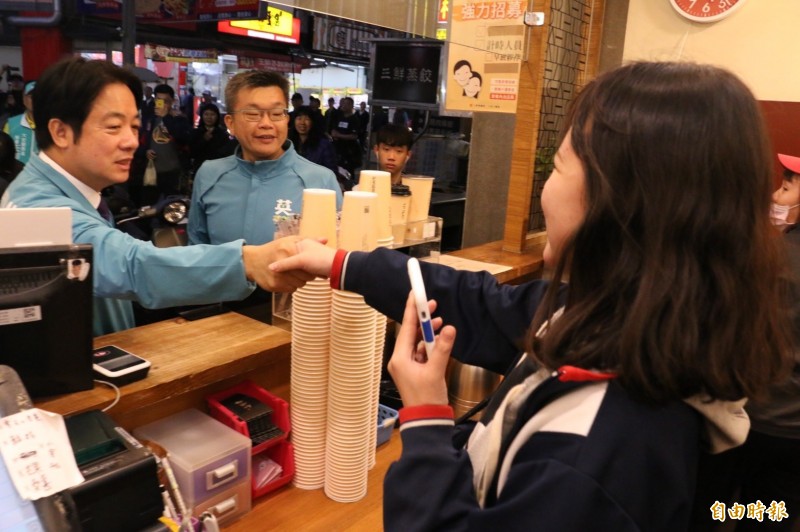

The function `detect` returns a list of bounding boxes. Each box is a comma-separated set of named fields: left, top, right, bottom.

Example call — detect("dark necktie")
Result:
left=97, top=197, right=113, bottom=224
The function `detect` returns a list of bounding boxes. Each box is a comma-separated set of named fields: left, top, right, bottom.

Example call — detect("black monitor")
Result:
left=370, top=39, right=444, bottom=111
left=0, top=244, right=94, bottom=398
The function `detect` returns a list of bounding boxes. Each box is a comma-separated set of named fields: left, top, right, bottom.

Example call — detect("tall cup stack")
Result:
left=324, top=190, right=379, bottom=502
left=343, top=180, right=393, bottom=468
left=290, top=189, right=338, bottom=489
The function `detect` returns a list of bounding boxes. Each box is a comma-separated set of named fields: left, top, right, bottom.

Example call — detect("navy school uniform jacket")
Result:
left=337, top=247, right=747, bottom=532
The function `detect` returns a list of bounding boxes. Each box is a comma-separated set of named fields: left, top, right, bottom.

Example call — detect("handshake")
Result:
left=244, top=237, right=337, bottom=293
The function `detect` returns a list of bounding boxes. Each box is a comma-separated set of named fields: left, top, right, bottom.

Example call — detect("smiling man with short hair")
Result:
left=188, top=69, right=342, bottom=247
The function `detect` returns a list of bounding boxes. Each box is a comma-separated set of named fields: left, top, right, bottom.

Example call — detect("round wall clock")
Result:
left=669, top=0, right=746, bottom=23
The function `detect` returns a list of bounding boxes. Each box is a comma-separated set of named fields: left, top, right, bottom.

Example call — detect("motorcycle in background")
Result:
left=113, top=195, right=190, bottom=247
left=107, top=192, right=229, bottom=324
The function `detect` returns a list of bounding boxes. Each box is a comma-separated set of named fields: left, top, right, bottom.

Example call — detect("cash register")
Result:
left=0, top=365, right=164, bottom=532
left=65, top=410, right=164, bottom=531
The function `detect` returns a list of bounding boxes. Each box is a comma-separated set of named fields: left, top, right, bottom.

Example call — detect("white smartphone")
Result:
left=407, top=258, right=435, bottom=360
left=92, top=345, right=151, bottom=385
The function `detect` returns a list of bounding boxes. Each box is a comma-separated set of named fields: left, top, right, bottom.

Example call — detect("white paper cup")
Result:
left=339, top=191, right=378, bottom=252
left=300, top=188, right=338, bottom=248
left=402, top=176, right=434, bottom=222
left=358, top=170, right=392, bottom=241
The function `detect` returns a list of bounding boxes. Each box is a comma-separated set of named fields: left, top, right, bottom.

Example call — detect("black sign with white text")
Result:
left=371, top=40, right=443, bottom=110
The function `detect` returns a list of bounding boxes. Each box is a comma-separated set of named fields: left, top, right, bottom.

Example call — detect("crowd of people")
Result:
left=0, top=66, right=31, bottom=198
left=1, top=56, right=798, bottom=531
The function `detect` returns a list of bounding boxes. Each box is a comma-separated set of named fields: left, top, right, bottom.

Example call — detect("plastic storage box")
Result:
left=192, top=477, right=251, bottom=527
left=377, top=404, right=399, bottom=447
left=133, top=409, right=251, bottom=510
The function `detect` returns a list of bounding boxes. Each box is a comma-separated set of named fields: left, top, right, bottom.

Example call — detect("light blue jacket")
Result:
left=189, top=142, right=342, bottom=245
left=2, top=155, right=255, bottom=335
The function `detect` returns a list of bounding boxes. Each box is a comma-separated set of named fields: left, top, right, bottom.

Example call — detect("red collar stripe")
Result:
left=557, top=365, right=617, bottom=382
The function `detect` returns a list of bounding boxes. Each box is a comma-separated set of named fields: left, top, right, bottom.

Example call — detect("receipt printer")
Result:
left=65, top=410, right=163, bottom=532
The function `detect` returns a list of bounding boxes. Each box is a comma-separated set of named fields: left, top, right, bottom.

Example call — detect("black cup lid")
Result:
left=391, top=184, right=411, bottom=196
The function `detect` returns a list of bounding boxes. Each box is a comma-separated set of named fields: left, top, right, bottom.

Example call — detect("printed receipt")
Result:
left=0, top=408, right=84, bottom=500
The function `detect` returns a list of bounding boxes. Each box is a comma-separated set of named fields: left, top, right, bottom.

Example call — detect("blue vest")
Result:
left=3, top=113, right=38, bottom=164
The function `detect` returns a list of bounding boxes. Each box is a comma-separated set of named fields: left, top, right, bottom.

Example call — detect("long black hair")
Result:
left=288, top=105, right=326, bottom=153
left=528, top=62, right=792, bottom=404
left=197, top=103, right=222, bottom=129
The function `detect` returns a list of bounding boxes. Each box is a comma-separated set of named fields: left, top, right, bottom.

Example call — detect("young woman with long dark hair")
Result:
left=271, top=62, right=794, bottom=531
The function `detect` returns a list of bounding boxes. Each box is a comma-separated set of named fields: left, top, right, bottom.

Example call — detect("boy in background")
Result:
left=374, top=123, right=413, bottom=185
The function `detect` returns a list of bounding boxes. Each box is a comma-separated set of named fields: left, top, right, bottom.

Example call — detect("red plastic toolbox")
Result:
left=207, top=380, right=290, bottom=455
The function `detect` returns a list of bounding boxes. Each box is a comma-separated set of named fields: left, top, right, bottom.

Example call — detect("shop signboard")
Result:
left=231, top=5, right=294, bottom=36
left=238, top=55, right=303, bottom=74
left=445, top=0, right=525, bottom=114
left=217, top=5, right=300, bottom=44
left=76, top=0, right=194, bottom=21
left=144, top=44, right=218, bottom=63
left=197, top=0, right=260, bottom=20
left=0, top=0, right=52, bottom=11
left=218, top=18, right=301, bottom=44
left=370, top=39, right=442, bottom=112
left=312, top=17, right=400, bottom=61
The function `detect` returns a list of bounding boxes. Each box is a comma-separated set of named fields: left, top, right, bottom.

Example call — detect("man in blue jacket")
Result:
left=1, top=57, right=313, bottom=335
left=189, top=69, right=342, bottom=247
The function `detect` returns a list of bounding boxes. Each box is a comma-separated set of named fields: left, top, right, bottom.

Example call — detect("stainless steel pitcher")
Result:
left=446, top=359, right=502, bottom=420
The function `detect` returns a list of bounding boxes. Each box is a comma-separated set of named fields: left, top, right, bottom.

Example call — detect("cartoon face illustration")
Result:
left=453, top=61, right=473, bottom=88
left=464, top=74, right=482, bottom=98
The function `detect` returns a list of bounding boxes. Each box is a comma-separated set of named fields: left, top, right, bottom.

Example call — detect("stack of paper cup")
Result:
left=402, top=176, right=435, bottom=241
left=358, top=170, right=393, bottom=246
left=324, top=290, right=378, bottom=502
left=290, top=278, right=333, bottom=489
left=300, top=188, right=338, bottom=248
left=363, top=230, right=394, bottom=467
left=339, top=191, right=378, bottom=252
left=367, top=309, right=386, bottom=469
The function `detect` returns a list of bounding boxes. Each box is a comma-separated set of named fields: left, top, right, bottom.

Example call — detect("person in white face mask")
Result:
left=771, top=153, right=800, bottom=228
left=721, top=153, right=800, bottom=532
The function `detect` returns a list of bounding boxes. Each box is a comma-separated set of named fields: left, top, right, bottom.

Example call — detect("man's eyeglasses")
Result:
left=231, top=108, right=289, bottom=122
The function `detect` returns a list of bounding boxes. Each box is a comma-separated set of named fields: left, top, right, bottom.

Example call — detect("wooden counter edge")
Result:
left=448, top=239, right=545, bottom=284
left=35, top=312, right=292, bottom=421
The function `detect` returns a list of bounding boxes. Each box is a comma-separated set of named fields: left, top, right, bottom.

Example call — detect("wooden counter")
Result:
left=448, top=239, right=545, bottom=285
left=32, top=241, right=543, bottom=530
left=227, top=434, right=401, bottom=531
left=36, top=312, right=292, bottom=430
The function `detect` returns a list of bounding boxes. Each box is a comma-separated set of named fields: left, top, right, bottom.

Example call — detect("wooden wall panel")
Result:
left=502, top=0, right=552, bottom=253
left=501, top=0, right=606, bottom=253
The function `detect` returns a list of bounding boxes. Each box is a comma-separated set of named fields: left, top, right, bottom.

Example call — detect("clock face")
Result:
left=669, top=0, right=746, bottom=23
